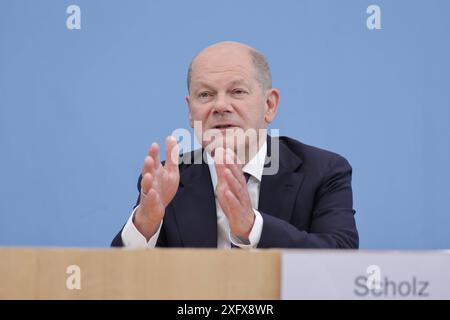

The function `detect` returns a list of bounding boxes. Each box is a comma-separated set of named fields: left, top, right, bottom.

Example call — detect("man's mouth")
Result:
left=214, top=124, right=236, bottom=129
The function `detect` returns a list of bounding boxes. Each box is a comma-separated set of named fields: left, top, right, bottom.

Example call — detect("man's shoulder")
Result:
left=277, top=136, right=351, bottom=171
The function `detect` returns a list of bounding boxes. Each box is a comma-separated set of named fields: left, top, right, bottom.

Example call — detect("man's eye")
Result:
left=199, top=92, right=211, bottom=99
left=232, top=89, right=247, bottom=95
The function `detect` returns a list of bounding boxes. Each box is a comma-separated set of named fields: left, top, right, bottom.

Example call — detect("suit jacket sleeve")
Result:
left=258, top=155, right=358, bottom=249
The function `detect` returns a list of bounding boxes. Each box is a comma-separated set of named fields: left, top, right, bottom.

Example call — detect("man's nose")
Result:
left=212, top=93, right=232, bottom=115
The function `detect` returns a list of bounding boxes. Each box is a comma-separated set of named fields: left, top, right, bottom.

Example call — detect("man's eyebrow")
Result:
left=190, top=81, right=215, bottom=91
left=190, top=79, right=251, bottom=92
left=228, top=79, right=251, bottom=87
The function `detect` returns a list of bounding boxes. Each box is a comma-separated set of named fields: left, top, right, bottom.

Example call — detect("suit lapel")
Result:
left=259, top=137, right=304, bottom=222
left=170, top=150, right=218, bottom=247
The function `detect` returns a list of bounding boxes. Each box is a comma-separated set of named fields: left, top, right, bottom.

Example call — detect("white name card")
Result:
left=281, top=250, right=450, bottom=299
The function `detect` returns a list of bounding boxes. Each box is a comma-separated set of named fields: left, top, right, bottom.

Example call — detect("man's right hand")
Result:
left=133, top=136, right=179, bottom=241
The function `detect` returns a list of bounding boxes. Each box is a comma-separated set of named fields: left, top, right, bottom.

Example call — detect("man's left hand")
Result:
left=214, top=147, right=255, bottom=241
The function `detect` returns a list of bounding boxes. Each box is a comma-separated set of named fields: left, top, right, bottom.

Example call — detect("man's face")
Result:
left=186, top=44, right=278, bottom=159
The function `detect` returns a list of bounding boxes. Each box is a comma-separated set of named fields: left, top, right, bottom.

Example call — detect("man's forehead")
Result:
left=187, top=41, right=267, bottom=92
left=192, top=43, right=253, bottom=70
left=192, top=63, right=252, bottom=77
left=193, top=55, right=252, bottom=72
left=190, top=56, right=255, bottom=87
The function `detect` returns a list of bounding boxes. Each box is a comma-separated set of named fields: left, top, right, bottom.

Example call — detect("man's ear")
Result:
left=264, top=88, right=280, bottom=124
left=186, top=95, right=194, bottom=128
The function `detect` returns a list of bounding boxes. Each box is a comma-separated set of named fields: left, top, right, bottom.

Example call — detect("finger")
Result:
left=225, top=148, right=244, bottom=168
left=164, top=136, right=179, bottom=171
left=218, top=189, right=242, bottom=220
left=140, top=172, right=153, bottom=196
left=223, top=168, right=245, bottom=204
left=149, top=143, right=162, bottom=169
left=215, top=184, right=231, bottom=216
left=214, top=147, right=226, bottom=166
left=224, top=151, right=247, bottom=186
left=141, top=156, right=155, bottom=176
left=214, top=147, right=227, bottom=182
left=215, top=164, right=232, bottom=194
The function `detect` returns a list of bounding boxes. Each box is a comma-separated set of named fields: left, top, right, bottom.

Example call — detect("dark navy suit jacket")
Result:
left=111, top=136, right=359, bottom=248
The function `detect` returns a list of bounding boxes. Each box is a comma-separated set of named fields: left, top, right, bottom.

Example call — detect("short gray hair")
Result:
left=187, top=48, right=272, bottom=92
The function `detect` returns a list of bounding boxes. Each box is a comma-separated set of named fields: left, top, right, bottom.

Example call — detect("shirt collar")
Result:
left=206, top=141, right=267, bottom=190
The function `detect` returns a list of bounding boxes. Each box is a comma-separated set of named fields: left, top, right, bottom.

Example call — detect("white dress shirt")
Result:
left=121, top=142, right=267, bottom=249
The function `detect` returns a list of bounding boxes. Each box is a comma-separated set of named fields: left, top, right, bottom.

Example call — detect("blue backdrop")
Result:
left=1, top=0, right=449, bottom=249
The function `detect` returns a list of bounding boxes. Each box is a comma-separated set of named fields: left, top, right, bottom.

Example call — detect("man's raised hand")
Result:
left=214, top=147, right=255, bottom=241
left=134, top=136, right=179, bottom=240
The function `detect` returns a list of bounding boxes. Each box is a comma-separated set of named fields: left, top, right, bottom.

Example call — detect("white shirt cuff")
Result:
left=121, top=206, right=162, bottom=248
left=230, top=208, right=263, bottom=249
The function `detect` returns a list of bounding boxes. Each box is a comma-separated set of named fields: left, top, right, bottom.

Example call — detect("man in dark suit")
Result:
left=111, top=41, right=358, bottom=249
